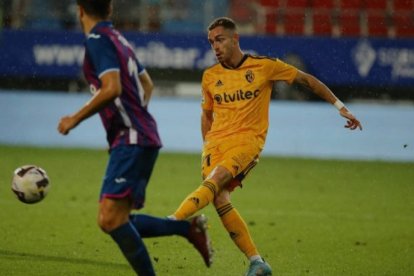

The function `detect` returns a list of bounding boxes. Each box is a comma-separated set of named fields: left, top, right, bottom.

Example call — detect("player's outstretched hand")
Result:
left=339, top=108, right=362, bottom=131
left=58, top=115, right=78, bottom=135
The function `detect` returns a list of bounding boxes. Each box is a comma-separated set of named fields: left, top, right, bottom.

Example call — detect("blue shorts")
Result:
left=100, top=145, right=159, bottom=209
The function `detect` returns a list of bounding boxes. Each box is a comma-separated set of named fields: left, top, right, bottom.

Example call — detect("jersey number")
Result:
left=127, top=57, right=146, bottom=107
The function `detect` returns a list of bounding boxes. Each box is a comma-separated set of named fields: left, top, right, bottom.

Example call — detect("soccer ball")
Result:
left=11, top=165, right=50, bottom=204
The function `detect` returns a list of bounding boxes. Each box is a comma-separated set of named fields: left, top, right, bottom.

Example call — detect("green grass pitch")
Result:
left=0, top=145, right=413, bottom=275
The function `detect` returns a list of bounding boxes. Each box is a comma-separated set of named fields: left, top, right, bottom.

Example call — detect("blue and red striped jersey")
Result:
left=82, top=21, right=161, bottom=149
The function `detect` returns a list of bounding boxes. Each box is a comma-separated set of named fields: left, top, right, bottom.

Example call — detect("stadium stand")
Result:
left=392, top=0, right=414, bottom=37
left=337, top=0, right=363, bottom=37
left=311, top=0, right=336, bottom=36
left=260, top=0, right=281, bottom=34
left=257, top=0, right=414, bottom=38
left=1, top=0, right=413, bottom=38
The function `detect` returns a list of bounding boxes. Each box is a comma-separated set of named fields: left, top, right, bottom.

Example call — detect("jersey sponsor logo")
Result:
left=214, top=89, right=259, bottom=104
left=245, top=70, right=255, bottom=83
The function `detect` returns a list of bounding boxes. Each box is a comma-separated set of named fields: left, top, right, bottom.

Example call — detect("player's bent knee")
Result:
left=98, top=212, right=128, bottom=233
left=214, top=190, right=231, bottom=207
left=207, top=166, right=233, bottom=190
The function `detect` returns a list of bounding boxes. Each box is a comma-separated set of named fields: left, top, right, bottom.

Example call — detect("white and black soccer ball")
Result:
left=11, top=165, right=50, bottom=204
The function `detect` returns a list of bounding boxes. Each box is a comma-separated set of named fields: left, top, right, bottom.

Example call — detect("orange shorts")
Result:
left=201, top=135, right=261, bottom=191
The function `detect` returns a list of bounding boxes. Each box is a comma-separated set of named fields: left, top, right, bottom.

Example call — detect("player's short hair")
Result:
left=208, top=17, right=237, bottom=31
left=77, top=0, right=112, bottom=19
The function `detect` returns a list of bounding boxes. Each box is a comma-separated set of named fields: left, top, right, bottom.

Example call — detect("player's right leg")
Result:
left=171, top=165, right=232, bottom=220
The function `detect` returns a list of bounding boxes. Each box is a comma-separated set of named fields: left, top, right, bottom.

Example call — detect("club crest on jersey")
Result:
left=245, top=70, right=255, bottom=83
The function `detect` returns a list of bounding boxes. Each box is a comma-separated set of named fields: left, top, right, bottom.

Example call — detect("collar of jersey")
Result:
left=221, top=54, right=249, bottom=70
left=90, top=21, right=113, bottom=33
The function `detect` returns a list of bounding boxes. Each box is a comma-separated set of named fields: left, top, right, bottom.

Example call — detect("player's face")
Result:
left=208, top=26, right=237, bottom=64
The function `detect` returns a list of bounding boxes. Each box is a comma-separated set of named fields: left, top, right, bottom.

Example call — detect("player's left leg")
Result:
left=214, top=191, right=272, bottom=275
left=99, top=197, right=155, bottom=276
left=129, top=214, right=213, bottom=267
left=99, top=145, right=159, bottom=275
left=214, top=190, right=258, bottom=257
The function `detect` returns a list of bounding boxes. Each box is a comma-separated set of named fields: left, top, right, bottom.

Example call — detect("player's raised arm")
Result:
left=293, top=70, right=362, bottom=131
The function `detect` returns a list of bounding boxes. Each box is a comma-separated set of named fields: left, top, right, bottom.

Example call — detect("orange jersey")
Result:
left=201, top=54, right=298, bottom=148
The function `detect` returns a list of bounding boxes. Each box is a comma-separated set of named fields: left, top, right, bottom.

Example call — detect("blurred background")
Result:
left=0, top=0, right=413, bottom=161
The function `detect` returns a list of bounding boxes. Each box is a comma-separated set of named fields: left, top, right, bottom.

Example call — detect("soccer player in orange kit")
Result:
left=169, top=17, right=362, bottom=276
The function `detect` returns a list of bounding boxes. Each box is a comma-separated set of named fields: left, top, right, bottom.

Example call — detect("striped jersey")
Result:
left=201, top=54, right=298, bottom=148
left=83, top=21, right=161, bottom=149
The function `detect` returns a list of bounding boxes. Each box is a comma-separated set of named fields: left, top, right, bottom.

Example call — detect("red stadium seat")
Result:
left=264, top=10, right=278, bottom=33
left=338, top=12, right=361, bottom=37
left=365, top=0, right=388, bottom=10
left=283, top=12, right=306, bottom=35
left=393, top=0, right=414, bottom=11
left=260, top=0, right=280, bottom=7
left=393, top=13, right=414, bottom=37
left=313, top=11, right=334, bottom=36
left=310, top=0, right=335, bottom=36
left=285, top=0, right=309, bottom=8
left=339, top=0, right=362, bottom=10
left=337, top=0, right=362, bottom=37
left=260, top=0, right=283, bottom=34
left=366, top=11, right=389, bottom=37
left=310, top=0, right=335, bottom=9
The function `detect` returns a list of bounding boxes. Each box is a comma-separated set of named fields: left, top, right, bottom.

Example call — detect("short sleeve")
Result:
left=85, top=34, right=120, bottom=78
left=201, top=73, right=213, bottom=110
left=268, top=58, right=298, bottom=84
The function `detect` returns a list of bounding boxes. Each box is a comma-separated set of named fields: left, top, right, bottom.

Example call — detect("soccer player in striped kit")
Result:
left=57, top=1, right=212, bottom=275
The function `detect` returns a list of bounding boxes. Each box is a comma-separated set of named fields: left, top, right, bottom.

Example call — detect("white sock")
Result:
left=249, top=255, right=263, bottom=263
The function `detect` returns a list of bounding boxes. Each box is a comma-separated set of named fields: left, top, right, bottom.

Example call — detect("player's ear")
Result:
left=233, top=32, right=240, bottom=45
left=108, top=3, right=113, bottom=18
left=77, top=5, right=84, bottom=18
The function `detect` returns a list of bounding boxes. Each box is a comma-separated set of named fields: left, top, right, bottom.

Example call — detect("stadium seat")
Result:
left=285, top=0, right=309, bottom=8
left=337, top=0, right=362, bottom=37
left=264, top=10, right=278, bottom=33
left=260, top=0, right=280, bottom=7
left=260, top=0, right=282, bottom=34
left=366, top=11, right=389, bottom=37
left=310, top=0, right=336, bottom=36
left=338, top=12, right=361, bottom=37
left=339, top=0, right=362, bottom=10
left=312, top=11, right=334, bottom=36
left=393, top=13, right=414, bottom=37
left=279, top=0, right=309, bottom=35
left=364, top=0, right=388, bottom=10
left=310, top=0, right=335, bottom=9
left=283, top=12, right=306, bottom=35
left=393, top=0, right=414, bottom=11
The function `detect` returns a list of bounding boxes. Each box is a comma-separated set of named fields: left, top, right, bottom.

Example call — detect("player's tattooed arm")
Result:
left=293, top=70, right=362, bottom=130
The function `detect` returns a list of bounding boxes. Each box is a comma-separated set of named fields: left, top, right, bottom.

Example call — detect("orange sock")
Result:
left=216, top=203, right=259, bottom=258
left=173, top=180, right=218, bottom=220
